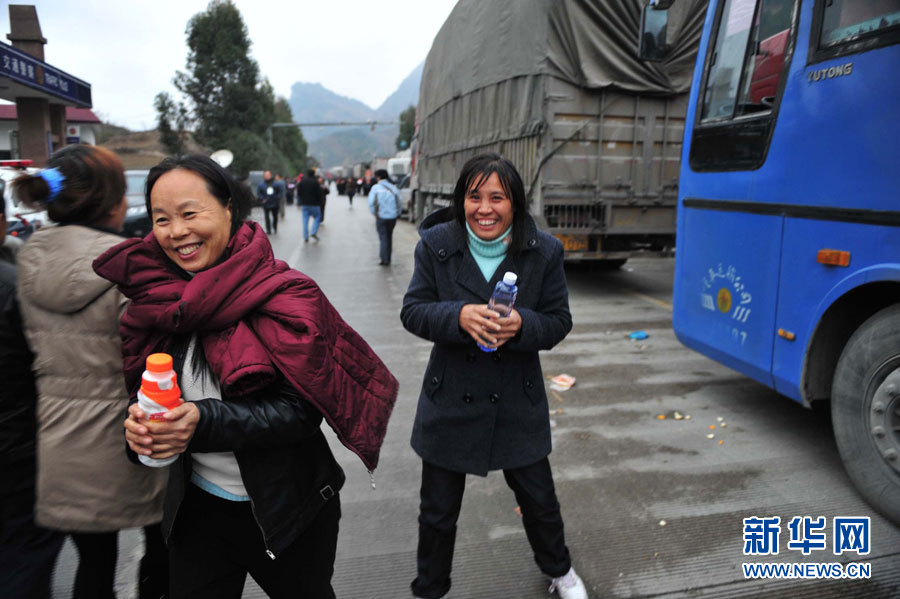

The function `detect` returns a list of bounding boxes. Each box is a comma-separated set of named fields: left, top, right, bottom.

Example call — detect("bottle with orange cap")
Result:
left=137, top=353, right=183, bottom=467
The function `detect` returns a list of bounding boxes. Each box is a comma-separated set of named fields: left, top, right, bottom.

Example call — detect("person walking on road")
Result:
left=256, top=170, right=282, bottom=235
left=318, top=176, right=330, bottom=224
left=345, top=176, right=357, bottom=208
left=14, top=145, right=169, bottom=599
left=0, top=198, right=64, bottom=599
left=368, top=169, right=402, bottom=266
left=400, top=153, right=587, bottom=599
left=93, top=154, right=399, bottom=599
left=297, top=169, right=322, bottom=242
left=275, top=174, right=287, bottom=220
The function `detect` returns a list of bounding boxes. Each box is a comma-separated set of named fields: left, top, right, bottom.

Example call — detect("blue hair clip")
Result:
left=40, top=168, right=65, bottom=203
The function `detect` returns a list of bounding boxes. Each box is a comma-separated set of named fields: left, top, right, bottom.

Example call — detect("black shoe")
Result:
left=311, top=234, right=319, bottom=241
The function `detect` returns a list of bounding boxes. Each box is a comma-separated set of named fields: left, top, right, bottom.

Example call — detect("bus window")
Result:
left=701, top=0, right=794, bottom=121
left=691, top=0, right=797, bottom=171
left=821, top=0, right=900, bottom=46
left=742, top=0, right=793, bottom=107
left=700, top=0, right=756, bottom=122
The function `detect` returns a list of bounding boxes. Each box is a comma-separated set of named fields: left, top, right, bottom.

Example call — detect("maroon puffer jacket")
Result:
left=93, top=221, right=398, bottom=471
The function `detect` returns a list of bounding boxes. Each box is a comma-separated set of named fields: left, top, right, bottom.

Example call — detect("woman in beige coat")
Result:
left=15, top=145, right=168, bottom=599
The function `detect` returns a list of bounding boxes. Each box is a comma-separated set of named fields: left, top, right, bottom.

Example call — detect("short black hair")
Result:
left=145, top=154, right=252, bottom=238
left=375, top=169, right=390, bottom=181
left=451, top=153, right=527, bottom=256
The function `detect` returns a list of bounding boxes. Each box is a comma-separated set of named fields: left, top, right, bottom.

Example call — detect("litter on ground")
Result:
left=628, top=330, right=649, bottom=340
left=550, top=374, right=576, bottom=391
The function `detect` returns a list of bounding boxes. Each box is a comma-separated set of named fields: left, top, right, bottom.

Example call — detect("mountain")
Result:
left=287, top=82, right=374, bottom=142
left=288, top=62, right=423, bottom=167
left=375, top=61, right=423, bottom=120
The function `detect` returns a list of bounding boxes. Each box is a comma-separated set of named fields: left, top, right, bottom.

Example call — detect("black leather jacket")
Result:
left=129, top=355, right=345, bottom=558
left=0, top=259, right=39, bottom=468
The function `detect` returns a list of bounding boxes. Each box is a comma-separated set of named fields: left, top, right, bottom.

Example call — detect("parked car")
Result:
left=122, top=169, right=151, bottom=237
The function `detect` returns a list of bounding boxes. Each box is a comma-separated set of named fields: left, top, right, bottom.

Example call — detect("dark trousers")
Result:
left=376, top=217, right=397, bottom=264
left=68, top=524, right=168, bottom=599
left=70, top=531, right=118, bottom=599
left=0, top=456, right=64, bottom=599
left=263, top=206, right=278, bottom=234
left=168, top=484, right=340, bottom=599
left=411, top=458, right=571, bottom=599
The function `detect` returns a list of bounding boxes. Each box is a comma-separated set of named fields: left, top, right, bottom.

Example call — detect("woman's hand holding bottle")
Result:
left=459, top=304, right=522, bottom=349
left=125, top=402, right=200, bottom=460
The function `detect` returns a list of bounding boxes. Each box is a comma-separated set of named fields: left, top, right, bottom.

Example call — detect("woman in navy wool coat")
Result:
left=401, top=153, right=588, bottom=599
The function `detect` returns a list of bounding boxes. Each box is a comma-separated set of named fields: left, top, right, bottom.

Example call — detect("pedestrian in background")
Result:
left=14, top=145, right=169, bottom=599
left=0, top=197, right=64, bottom=599
left=400, top=153, right=587, bottom=599
left=256, top=170, right=282, bottom=235
left=345, top=175, right=357, bottom=208
left=318, top=175, right=330, bottom=224
left=286, top=175, right=296, bottom=206
left=93, top=154, right=398, bottom=599
left=275, top=173, right=287, bottom=220
left=297, top=168, right=322, bottom=242
left=368, top=169, right=401, bottom=266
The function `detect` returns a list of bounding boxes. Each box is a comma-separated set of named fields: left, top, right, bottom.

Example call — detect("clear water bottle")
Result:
left=137, top=353, right=183, bottom=467
left=479, top=271, right=518, bottom=352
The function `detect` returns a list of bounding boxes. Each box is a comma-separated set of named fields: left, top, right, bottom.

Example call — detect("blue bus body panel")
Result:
left=673, top=0, right=900, bottom=402
left=774, top=220, right=900, bottom=401
left=673, top=209, right=782, bottom=388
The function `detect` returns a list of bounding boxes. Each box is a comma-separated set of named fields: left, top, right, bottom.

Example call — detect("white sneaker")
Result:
left=549, top=567, right=587, bottom=599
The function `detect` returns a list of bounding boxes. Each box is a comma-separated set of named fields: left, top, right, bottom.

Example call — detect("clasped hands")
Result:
left=124, top=402, right=200, bottom=460
left=459, top=303, right=522, bottom=349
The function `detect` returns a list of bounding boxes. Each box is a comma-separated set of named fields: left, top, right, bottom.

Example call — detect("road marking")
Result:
left=628, top=290, right=672, bottom=311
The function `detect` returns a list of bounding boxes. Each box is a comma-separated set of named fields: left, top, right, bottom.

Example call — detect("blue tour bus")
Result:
left=641, top=0, right=900, bottom=524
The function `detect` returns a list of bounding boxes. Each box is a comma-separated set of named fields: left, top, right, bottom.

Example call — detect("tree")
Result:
left=154, top=92, right=188, bottom=155
left=271, top=97, right=308, bottom=175
left=396, top=105, right=415, bottom=151
left=175, top=0, right=272, bottom=144
left=153, top=0, right=307, bottom=178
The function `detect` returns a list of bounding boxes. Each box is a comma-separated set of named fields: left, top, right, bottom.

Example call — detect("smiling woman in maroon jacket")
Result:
left=92, top=154, right=398, bottom=599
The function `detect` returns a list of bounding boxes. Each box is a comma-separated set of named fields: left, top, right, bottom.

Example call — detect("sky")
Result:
left=0, top=0, right=459, bottom=130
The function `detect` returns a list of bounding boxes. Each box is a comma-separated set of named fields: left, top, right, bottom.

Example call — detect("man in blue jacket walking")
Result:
left=368, top=169, right=402, bottom=265
left=256, top=170, right=282, bottom=235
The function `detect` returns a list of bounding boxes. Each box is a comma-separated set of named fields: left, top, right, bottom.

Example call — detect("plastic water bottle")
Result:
left=479, top=271, right=518, bottom=352
left=137, top=353, right=183, bottom=467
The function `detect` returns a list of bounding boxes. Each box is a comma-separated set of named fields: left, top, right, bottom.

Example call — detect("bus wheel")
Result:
left=832, top=304, right=900, bottom=525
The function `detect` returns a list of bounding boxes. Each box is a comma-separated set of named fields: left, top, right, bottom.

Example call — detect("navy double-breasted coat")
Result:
left=400, top=209, right=572, bottom=475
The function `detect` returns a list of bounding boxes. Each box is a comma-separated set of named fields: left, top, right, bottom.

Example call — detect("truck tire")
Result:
left=831, top=304, right=900, bottom=524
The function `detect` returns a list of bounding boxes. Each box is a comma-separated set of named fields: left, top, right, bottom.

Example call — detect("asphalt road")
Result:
left=51, top=191, right=900, bottom=598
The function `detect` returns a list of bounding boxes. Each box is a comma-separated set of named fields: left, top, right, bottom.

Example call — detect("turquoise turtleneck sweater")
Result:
left=466, top=223, right=511, bottom=282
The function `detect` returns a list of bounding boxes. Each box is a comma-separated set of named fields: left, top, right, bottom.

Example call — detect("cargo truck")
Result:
left=412, top=0, right=708, bottom=264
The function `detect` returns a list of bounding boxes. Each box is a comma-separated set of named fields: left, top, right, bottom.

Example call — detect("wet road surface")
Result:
left=51, top=192, right=899, bottom=598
